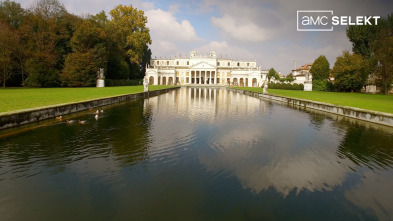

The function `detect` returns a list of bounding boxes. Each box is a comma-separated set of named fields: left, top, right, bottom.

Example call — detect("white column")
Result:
left=193, top=88, right=196, bottom=106
left=198, top=88, right=201, bottom=106
left=214, top=88, right=216, bottom=105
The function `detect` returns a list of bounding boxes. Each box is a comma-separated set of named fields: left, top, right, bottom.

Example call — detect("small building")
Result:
left=145, top=51, right=268, bottom=87
left=292, top=63, right=312, bottom=86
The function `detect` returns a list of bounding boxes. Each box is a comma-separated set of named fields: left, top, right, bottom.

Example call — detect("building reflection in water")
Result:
left=143, top=87, right=393, bottom=220
left=144, top=87, right=266, bottom=123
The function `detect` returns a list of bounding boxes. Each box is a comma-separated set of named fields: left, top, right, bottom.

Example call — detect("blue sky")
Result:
left=16, top=0, right=393, bottom=75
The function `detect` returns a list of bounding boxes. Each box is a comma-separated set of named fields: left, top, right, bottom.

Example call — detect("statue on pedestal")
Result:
left=97, top=68, right=104, bottom=79
left=143, top=75, right=149, bottom=92
left=96, top=68, right=105, bottom=87
left=263, top=79, right=268, bottom=94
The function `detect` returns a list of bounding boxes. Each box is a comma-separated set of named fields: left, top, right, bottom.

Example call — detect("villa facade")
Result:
left=146, top=51, right=268, bottom=87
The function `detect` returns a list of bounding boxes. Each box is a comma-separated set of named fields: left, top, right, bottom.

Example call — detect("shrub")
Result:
left=326, top=81, right=335, bottom=91
left=312, top=79, right=328, bottom=91
left=268, top=82, right=303, bottom=90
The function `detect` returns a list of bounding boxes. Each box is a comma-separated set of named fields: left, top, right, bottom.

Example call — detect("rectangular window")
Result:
left=187, top=61, right=189, bottom=65
left=217, top=62, right=220, bottom=66
left=228, top=62, right=230, bottom=66
left=217, top=78, right=220, bottom=84
left=167, top=61, right=169, bottom=65
left=157, top=61, right=159, bottom=65
left=186, top=77, right=189, bottom=83
left=186, top=72, right=189, bottom=76
left=176, top=61, right=179, bottom=65
left=247, top=63, right=249, bottom=67
left=237, top=62, right=240, bottom=67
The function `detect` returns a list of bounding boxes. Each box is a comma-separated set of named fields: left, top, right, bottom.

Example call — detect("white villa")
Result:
left=292, top=63, right=312, bottom=85
left=146, top=51, right=268, bottom=87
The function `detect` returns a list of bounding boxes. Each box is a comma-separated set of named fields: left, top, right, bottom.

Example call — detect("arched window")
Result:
left=237, top=62, right=240, bottom=67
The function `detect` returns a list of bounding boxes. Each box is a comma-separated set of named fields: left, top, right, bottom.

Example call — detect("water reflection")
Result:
left=1, top=87, right=393, bottom=220
left=337, top=126, right=393, bottom=170
left=144, top=87, right=266, bottom=123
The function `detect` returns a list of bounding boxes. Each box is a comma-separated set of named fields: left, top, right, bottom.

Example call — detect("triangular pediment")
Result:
left=191, top=61, right=216, bottom=69
left=146, top=68, right=158, bottom=73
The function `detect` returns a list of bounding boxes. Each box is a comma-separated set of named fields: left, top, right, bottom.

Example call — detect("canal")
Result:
left=1, top=87, right=393, bottom=220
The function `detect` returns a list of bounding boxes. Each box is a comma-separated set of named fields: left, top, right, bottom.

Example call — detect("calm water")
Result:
left=1, top=87, right=393, bottom=221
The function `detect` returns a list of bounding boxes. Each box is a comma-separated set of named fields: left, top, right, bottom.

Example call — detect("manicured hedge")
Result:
left=105, top=79, right=142, bottom=87
left=268, top=82, right=304, bottom=90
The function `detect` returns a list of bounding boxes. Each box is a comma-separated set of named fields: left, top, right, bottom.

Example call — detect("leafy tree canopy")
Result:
left=310, top=55, right=330, bottom=81
left=331, top=51, right=368, bottom=92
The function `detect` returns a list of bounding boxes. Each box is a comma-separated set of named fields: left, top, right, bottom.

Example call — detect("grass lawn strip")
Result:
left=233, top=87, right=393, bottom=114
left=0, top=85, right=174, bottom=114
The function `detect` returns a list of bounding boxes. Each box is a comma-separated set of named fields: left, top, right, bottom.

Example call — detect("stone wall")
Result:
left=228, top=88, right=393, bottom=128
left=0, top=87, right=180, bottom=130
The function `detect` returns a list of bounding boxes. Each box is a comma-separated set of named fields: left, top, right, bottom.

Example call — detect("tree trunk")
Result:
left=383, top=82, right=388, bottom=94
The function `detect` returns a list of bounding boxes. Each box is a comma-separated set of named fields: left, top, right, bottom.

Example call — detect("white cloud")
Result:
left=146, top=8, right=201, bottom=57
left=17, top=0, right=155, bottom=16
left=146, top=9, right=200, bottom=42
left=211, top=16, right=269, bottom=42
left=168, top=4, right=180, bottom=15
left=196, top=41, right=255, bottom=60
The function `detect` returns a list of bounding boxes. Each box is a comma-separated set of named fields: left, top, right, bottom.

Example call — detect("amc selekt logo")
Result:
left=297, top=10, right=380, bottom=31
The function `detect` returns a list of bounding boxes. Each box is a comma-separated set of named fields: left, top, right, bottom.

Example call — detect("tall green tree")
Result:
left=0, top=21, right=19, bottom=87
left=347, top=13, right=393, bottom=94
left=371, top=29, right=393, bottom=94
left=0, top=0, right=25, bottom=29
left=21, top=0, right=78, bottom=87
left=331, top=51, right=368, bottom=92
left=60, top=51, right=98, bottom=87
left=310, top=55, right=330, bottom=80
left=346, top=25, right=380, bottom=58
left=109, top=4, right=151, bottom=65
left=267, top=68, right=279, bottom=82
left=310, top=55, right=330, bottom=91
left=60, top=20, right=107, bottom=86
left=89, top=10, right=108, bottom=29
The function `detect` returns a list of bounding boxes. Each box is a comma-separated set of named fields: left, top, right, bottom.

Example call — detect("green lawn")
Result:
left=0, top=85, right=175, bottom=113
left=234, top=87, right=393, bottom=114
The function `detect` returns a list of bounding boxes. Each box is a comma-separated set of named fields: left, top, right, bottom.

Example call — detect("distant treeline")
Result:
left=0, top=0, right=152, bottom=87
